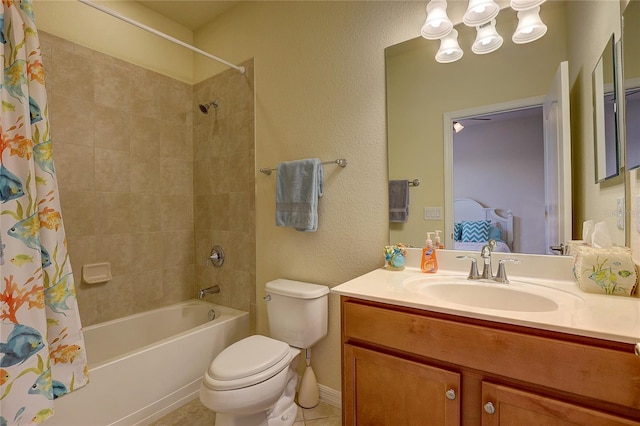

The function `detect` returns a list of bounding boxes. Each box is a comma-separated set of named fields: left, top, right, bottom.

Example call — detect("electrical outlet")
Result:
left=424, top=207, right=443, bottom=220
left=617, top=197, right=625, bottom=230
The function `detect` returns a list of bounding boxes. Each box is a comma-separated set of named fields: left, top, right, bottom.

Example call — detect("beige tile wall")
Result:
left=40, top=31, right=255, bottom=327
left=193, top=61, right=256, bottom=332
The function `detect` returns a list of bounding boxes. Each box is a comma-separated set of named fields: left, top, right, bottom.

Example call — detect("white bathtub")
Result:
left=50, top=300, right=249, bottom=426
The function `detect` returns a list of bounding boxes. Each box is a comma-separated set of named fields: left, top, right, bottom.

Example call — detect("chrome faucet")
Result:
left=480, top=239, right=497, bottom=279
left=494, top=258, right=521, bottom=284
left=456, top=255, right=480, bottom=280
left=458, top=240, right=521, bottom=283
left=198, top=285, right=220, bottom=299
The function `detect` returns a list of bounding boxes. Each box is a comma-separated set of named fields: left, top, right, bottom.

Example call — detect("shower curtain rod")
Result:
left=76, top=0, right=246, bottom=74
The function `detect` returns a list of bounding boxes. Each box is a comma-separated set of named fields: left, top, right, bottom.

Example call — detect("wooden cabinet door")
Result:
left=343, top=344, right=461, bottom=426
left=482, top=382, right=640, bottom=426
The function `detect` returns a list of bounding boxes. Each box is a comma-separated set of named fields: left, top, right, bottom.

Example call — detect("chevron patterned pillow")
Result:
left=461, top=220, right=491, bottom=242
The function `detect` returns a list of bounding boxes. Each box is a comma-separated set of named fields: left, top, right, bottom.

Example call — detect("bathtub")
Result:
left=49, top=300, right=249, bottom=426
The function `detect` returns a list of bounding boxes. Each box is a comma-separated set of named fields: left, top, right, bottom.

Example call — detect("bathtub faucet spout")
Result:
left=198, top=285, right=220, bottom=299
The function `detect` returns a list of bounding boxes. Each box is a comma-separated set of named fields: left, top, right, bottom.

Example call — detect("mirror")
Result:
left=624, top=1, right=640, bottom=170
left=387, top=1, right=626, bottom=253
left=592, top=34, right=620, bottom=182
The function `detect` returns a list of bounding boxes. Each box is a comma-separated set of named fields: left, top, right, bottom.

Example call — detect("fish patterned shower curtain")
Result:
left=0, top=1, right=89, bottom=424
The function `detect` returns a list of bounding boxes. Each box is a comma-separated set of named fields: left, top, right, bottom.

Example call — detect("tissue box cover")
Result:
left=573, top=246, right=638, bottom=296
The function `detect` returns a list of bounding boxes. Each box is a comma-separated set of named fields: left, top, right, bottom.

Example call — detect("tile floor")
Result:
left=149, top=398, right=341, bottom=426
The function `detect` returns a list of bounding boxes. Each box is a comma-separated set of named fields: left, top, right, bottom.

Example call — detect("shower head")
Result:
left=198, top=100, right=219, bottom=114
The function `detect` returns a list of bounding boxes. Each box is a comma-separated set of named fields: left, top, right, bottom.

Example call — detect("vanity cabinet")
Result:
left=341, top=297, right=640, bottom=425
left=343, top=344, right=460, bottom=425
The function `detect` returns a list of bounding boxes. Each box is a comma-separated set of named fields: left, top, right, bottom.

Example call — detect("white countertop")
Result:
left=332, top=249, right=640, bottom=345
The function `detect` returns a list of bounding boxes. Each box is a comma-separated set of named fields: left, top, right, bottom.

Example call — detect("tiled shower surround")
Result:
left=39, top=31, right=256, bottom=328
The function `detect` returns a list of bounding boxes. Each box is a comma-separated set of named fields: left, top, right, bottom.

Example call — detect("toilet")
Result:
left=199, top=279, right=330, bottom=426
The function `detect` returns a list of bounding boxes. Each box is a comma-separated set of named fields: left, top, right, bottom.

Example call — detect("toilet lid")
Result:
left=209, top=335, right=290, bottom=381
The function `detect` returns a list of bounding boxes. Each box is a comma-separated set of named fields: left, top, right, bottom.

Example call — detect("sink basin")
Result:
left=403, top=276, right=580, bottom=313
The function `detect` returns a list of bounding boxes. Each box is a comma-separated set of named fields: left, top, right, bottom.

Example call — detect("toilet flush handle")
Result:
left=264, top=294, right=271, bottom=301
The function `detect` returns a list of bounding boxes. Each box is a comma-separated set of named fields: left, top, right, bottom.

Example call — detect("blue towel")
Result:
left=276, top=158, right=323, bottom=232
left=389, top=180, right=409, bottom=223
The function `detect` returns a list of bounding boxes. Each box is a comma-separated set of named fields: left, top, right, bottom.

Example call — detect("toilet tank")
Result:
left=265, top=279, right=330, bottom=349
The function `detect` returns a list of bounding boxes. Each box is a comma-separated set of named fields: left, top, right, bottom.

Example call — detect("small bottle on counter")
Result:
left=434, top=230, right=444, bottom=249
left=421, top=232, right=438, bottom=273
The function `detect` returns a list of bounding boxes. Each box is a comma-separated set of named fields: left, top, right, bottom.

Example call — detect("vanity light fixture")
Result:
left=463, top=0, right=500, bottom=27
left=453, top=121, right=465, bottom=133
left=436, top=29, right=463, bottom=63
left=424, top=0, right=548, bottom=63
left=421, top=0, right=453, bottom=40
left=512, top=6, right=547, bottom=44
left=472, top=20, right=503, bottom=54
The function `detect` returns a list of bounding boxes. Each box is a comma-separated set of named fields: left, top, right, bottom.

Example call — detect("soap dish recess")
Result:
left=82, top=262, right=112, bottom=284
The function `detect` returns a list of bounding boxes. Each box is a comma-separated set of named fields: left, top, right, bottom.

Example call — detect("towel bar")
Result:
left=260, top=158, right=348, bottom=175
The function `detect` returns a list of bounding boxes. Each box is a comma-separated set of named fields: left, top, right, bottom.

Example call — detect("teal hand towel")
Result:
left=276, top=158, right=323, bottom=232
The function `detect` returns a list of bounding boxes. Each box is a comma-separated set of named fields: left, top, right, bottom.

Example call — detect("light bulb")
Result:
left=436, top=29, right=463, bottom=63
left=463, top=0, right=499, bottom=27
left=421, top=0, right=453, bottom=40
left=513, top=6, right=547, bottom=44
left=472, top=20, right=503, bottom=54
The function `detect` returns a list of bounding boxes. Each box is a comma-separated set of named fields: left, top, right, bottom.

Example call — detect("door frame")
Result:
left=443, top=96, right=545, bottom=249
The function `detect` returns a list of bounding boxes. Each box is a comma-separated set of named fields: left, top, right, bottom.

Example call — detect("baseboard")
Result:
left=318, top=383, right=342, bottom=409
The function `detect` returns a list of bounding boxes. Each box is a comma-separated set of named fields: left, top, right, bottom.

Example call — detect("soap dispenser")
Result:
left=421, top=232, right=438, bottom=273
left=434, top=230, right=444, bottom=249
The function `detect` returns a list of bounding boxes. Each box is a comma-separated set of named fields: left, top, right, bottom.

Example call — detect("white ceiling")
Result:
left=137, top=1, right=237, bottom=31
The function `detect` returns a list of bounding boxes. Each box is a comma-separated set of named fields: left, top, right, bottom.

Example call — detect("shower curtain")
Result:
left=0, top=1, right=89, bottom=424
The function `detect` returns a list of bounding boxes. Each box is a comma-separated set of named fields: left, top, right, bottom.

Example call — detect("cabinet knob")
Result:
left=484, top=402, right=496, bottom=414
left=445, top=389, right=456, bottom=400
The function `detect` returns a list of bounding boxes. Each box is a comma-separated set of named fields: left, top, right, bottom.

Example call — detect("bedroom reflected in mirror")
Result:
left=624, top=1, right=640, bottom=170
left=451, top=106, right=547, bottom=255
left=592, top=34, right=620, bottom=182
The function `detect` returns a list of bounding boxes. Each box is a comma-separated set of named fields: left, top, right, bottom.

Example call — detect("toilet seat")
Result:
left=203, top=335, right=293, bottom=391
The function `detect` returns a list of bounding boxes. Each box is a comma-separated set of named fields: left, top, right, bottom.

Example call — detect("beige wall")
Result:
left=34, top=0, right=194, bottom=82
left=192, top=1, right=428, bottom=392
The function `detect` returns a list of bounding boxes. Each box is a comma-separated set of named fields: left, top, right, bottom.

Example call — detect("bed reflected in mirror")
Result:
left=453, top=198, right=514, bottom=253
left=450, top=106, right=548, bottom=254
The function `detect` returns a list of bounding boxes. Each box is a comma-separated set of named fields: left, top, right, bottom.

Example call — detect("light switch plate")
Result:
left=617, top=197, right=625, bottom=230
left=424, top=207, right=443, bottom=221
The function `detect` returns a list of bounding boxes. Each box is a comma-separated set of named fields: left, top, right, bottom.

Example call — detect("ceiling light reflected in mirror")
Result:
left=472, top=20, right=503, bottom=54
